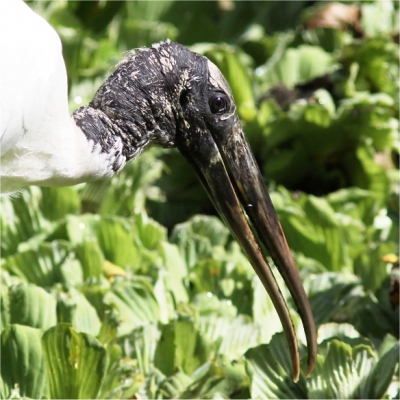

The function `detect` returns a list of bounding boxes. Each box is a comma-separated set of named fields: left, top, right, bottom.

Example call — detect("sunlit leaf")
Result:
left=42, top=323, right=108, bottom=399
left=154, top=314, right=212, bottom=377
left=245, top=334, right=307, bottom=399
left=259, top=45, right=334, bottom=88
left=9, top=284, right=57, bottom=330
left=1, top=325, right=49, bottom=399
left=104, top=278, right=160, bottom=336
left=57, top=287, right=101, bottom=337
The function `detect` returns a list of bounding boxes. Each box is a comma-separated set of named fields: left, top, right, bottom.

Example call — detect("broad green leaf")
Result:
left=361, top=1, right=398, bottom=36
left=171, top=215, right=228, bottom=268
left=343, top=144, right=390, bottom=207
left=1, top=324, right=49, bottom=399
left=57, top=287, right=101, bottom=337
left=252, top=276, right=287, bottom=344
left=128, top=323, right=160, bottom=376
left=321, top=340, right=375, bottom=399
left=368, top=342, right=399, bottom=399
left=99, top=351, right=143, bottom=400
left=341, top=37, right=399, bottom=96
left=302, top=272, right=362, bottom=326
left=154, top=315, right=212, bottom=376
left=4, top=240, right=72, bottom=287
left=193, top=293, right=250, bottom=362
left=159, top=242, right=189, bottom=304
left=42, top=323, right=108, bottom=399
left=354, top=241, right=397, bottom=292
left=39, top=186, right=80, bottom=221
left=75, top=238, right=104, bottom=282
left=245, top=334, right=306, bottom=399
left=0, top=282, right=10, bottom=331
left=97, top=308, right=119, bottom=346
left=120, top=19, right=178, bottom=51
left=135, top=211, right=166, bottom=250
left=97, top=216, right=140, bottom=270
left=351, top=290, right=399, bottom=343
left=272, top=191, right=350, bottom=271
left=65, top=214, right=100, bottom=245
left=182, top=356, right=249, bottom=399
left=317, top=323, right=361, bottom=344
left=9, top=284, right=57, bottom=330
left=154, top=268, right=175, bottom=323
left=259, top=45, right=334, bottom=88
left=0, top=187, right=56, bottom=257
left=158, top=369, right=193, bottom=399
left=92, top=149, right=164, bottom=216
left=137, top=367, right=167, bottom=400
left=104, top=278, right=160, bottom=336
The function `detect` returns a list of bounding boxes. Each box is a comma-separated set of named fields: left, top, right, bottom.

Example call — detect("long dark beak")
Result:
left=178, top=119, right=317, bottom=382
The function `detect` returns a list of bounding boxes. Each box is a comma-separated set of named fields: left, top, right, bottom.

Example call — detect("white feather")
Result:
left=0, top=0, right=115, bottom=194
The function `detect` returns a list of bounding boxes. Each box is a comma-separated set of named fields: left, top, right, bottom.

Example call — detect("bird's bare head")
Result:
left=77, top=41, right=317, bottom=380
left=88, top=42, right=239, bottom=157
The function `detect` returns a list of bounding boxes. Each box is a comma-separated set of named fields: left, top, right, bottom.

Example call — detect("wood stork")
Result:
left=0, top=0, right=316, bottom=381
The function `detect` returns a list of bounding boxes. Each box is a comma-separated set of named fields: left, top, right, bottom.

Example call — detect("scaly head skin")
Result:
left=73, top=41, right=317, bottom=380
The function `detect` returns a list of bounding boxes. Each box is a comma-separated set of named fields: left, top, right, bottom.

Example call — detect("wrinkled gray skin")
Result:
left=73, top=41, right=317, bottom=381
left=73, top=42, right=210, bottom=169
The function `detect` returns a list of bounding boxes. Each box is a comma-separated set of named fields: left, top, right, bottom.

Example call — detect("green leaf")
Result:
left=9, top=284, right=57, bottom=330
left=343, top=144, right=390, bottom=206
left=4, top=240, right=73, bottom=287
left=86, top=149, right=164, bottom=216
left=0, top=282, right=10, bottom=332
left=302, top=272, right=362, bottom=326
left=361, top=1, right=398, bottom=36
left=104, top=278, right=160, bottom=336
left=154, top=314, right=211, bottom=377
left=159, top=242, right=189, bottom=304
left=199, top=311, right=260, bottom=360
left=57, top=287, right=101, bottom=337
left=0, top=187, right=56, bottom=257
left=171, top=215, right=229, bottom=268
left=321, top=340, right=375, bottom=399
left=1, top=324, right=49, bottom=399
left=135, top=211, right=167, bottom=250
left=39, top=187, right=80, bottom=221
left=317, top=323, right=361, bottom=344
left=75, top=239, right=104, bottom=282
left=252, top=276, right=288, bottom=344
left=259, top=45, right=334, bottom=88
left=182, top=356, right=249, bottom=399
left=128, top=323, right=160, bottom=376
left=158, top=369, right=193, bottom=399
left=272, top=191, right=351, bottom=271
left=369, top=342, right=399, bottom=399
left=65, top=214, right=100, bottom=245
left=245, top=334, right=306, bottom=399
left=97, top=216, right=140, bottom=270
left=42, top=323, right=108, bottom=399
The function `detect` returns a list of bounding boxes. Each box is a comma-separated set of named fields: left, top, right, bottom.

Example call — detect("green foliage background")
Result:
left=1, top=1, right=399, bottom=399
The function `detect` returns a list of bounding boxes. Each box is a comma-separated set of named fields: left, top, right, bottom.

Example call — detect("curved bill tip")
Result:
left=176, top=92, right=317, bottom=380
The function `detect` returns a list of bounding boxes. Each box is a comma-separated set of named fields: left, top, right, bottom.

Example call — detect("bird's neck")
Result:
left=72, top=106, right=135, bottom=174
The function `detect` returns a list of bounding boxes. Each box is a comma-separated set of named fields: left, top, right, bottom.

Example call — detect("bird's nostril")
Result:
left=179, top=90, right=189, bottom=110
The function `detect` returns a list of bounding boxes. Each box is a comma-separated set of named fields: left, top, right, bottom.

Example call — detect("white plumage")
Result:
left=0, top=0, right=114, bottom=194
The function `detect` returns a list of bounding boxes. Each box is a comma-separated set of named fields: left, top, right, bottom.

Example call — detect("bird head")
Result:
left=80, top=41, right=317, bottom=381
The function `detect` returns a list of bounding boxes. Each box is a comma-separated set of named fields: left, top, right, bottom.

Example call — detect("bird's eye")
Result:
left=180, top=90, right=189, bottom=110
left=209, top=95, right=228, bottom=114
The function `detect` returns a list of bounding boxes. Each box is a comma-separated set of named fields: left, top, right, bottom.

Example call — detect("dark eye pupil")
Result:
left=210, top=96, right=227, bottom=114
